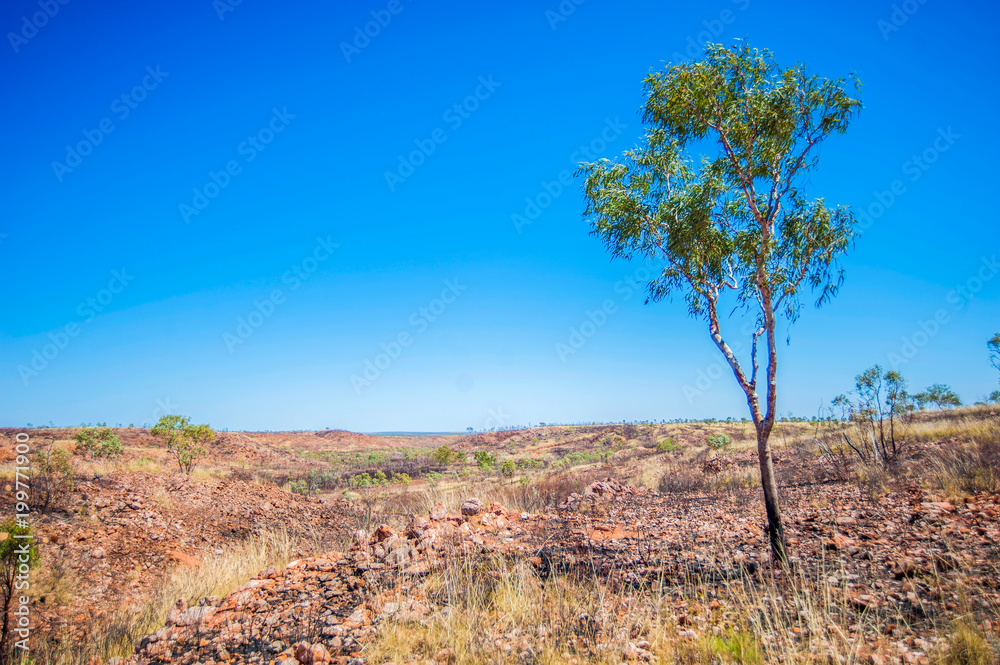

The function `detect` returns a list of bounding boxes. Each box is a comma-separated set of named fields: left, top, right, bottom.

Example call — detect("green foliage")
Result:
left=349, top=472, right=372, bottom=488
left=426, top=471, right=443, bottom=485
left=706, top=433, right=732, bottom=450
left=499, top=459, right=517, bottom=478
left=656, top=437, right=680, bottom=453
left=350, top=470, right=389, bottom=488
left=431, top=445, right=459, bottom=466
left=287, top=479, right=309, bottom=495
left=988, top=390, right=1000, bottom=404
left=516, top=457, right=544, bottom=469
left=706, top=630, right=763, bottom=665
left=832, top=365, right=912, bottom=466
left=151, top=415, right=215, bottom=474
left=474, top=450, right=496, bottom=471
left=74, top=426, right=124, bottom=461
left=989, top=333, right=1000, bottom=380
left=579, top=42, right=860, bottom=338
left=391, top=472, right=412, bottom=486
left=34, top=444, right=75, bottom=513
left=914, top=384, right=962, bottom=410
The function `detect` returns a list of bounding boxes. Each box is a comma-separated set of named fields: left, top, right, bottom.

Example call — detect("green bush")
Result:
left=391, top=472, right=412, bottom=486
left=500, top=459, right=517, bottom=478
left=151, top=415, right=214, bottom=474
left=287, top=479, right=309, bottom=495
left=474, top=450, right=496, bottom=471
left=431, top=445, right=459, bottom=466
left=656, top=437, right=680, bottom=453
left=74, top=426, right=124, bottom=461
left=706, top=433, right=732, bottom=450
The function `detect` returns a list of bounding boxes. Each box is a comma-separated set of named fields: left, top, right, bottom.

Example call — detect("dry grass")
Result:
left=364, top=549, right=950, bottom=665
left=30, top=527, right=311, bottom=665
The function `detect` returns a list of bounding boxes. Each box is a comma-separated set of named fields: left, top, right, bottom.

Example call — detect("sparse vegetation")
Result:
left=915, top=384, right=963, bottom=411
left=151, top=415, right=215, bottom=474
left=73, top=426, right=124, bottom=462
left=33, top=442, right=75, bottom=514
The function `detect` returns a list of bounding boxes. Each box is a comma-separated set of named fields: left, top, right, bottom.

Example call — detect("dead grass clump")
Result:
left=928, top=426, right=1000, bottom=499
left=658, top=464, right=707, bottom=493
left=938, top=618, right=999, bottom=665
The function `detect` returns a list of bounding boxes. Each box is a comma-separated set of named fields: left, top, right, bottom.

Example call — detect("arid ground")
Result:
left=2, top=406, right=998, bottom=665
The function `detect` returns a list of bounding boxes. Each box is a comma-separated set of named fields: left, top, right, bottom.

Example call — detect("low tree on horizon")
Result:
left=579, top=42, right=862, bottom=562
left=831, top=365, right=912, bottom=466
left=913, top=384, right=962, bottom=411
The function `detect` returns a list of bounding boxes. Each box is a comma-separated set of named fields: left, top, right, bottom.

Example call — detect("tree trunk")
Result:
left=755, top=421, right=787, bottom=563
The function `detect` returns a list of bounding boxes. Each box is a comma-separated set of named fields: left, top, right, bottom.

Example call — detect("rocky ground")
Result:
left=125, top=475, right=1000, bottom=665
left=2, top=413, right=997, bottom=664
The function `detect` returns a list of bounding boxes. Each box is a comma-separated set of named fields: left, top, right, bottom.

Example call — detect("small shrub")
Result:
left=656, top=437, right=680, bottom=453
left=474, top=451, right=496, bottom=471
left=287, top=479, right=309, bottom=495
left=74, top=426, right=124, bottom=461
left=499, top=459, right=517, bottom=479
left=34, top=443, right=75, bottom=513
left=431, top=445, right=459, bottom=466
left=391, top=472, right=412, bottom=486
left=706, top=433, right=732, bottom=450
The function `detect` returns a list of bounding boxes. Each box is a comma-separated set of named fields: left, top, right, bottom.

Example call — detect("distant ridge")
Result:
left=366, top=431, right=465, bottom=436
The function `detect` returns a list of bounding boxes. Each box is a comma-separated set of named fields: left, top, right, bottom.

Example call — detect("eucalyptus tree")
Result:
left=579, top=43, right=862, bottom=561
left=989, top=333, right=999, bottom=378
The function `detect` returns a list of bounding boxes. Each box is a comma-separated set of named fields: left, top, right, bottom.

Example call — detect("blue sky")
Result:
left=2, top=0, right=997, bottom=431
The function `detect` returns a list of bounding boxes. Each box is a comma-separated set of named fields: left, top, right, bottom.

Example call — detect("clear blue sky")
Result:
left=2, top=0, right=997, bottom=431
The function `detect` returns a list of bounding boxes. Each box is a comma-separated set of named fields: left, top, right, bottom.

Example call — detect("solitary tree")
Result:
left=831, top=365, right=912, bottom=466
left=74, top=426, right=124, bottom=461
left=579, top=43, right=861, bottom=561
left=151, top=415, right=215, bottom=474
